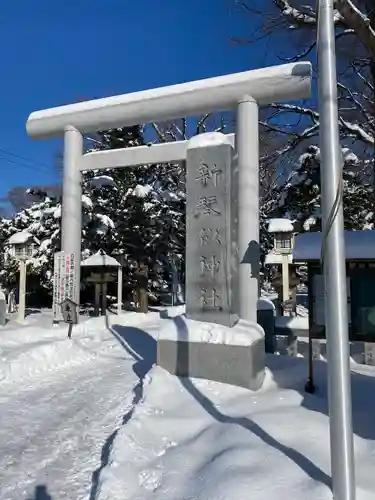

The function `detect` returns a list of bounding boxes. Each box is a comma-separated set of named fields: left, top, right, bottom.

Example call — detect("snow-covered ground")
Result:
left=1, top=308, right=375, bottom=500
left=0, top=309, right=162, bottom=500
left=95, top=347, right=375, bottom=500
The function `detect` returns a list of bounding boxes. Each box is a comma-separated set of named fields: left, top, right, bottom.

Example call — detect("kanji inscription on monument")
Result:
left=186, top=133, right=238, bottom=326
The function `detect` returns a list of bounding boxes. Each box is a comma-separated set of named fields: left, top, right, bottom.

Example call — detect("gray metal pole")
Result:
left=62, top=125, right=83, bottom=305
left=317, top=2, right=356, bottom=499
left=236, top=96, right=260, bottom=323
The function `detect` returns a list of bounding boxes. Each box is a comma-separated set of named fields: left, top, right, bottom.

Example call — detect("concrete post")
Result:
left=117, top=266, right=123, bottom=315
left=236, top=96, right=260, bottom=323
left=17, top=260, right=27, bottom=323
left=62, top=126, right=83, bottom=305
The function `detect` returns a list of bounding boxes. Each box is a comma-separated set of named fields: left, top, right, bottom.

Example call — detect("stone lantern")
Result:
left=7, top=231, right=37, bottom=323
left=81, top=250, right=122, bottom=316
left=267, top=218, right=294, bottom=306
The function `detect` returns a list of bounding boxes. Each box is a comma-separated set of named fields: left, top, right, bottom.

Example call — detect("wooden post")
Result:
left=94, top=284, right=101, bottom=316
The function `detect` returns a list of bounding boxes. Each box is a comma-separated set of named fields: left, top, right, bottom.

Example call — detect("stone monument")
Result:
left=157, top=133, right=265, bottom=391
left=185, top=133, right=238, bottom=326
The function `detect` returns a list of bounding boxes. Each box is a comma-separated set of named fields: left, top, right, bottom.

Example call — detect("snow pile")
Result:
left=158, top=315, right=264, bottom=346
left=96, top=358, right=375, bottom=500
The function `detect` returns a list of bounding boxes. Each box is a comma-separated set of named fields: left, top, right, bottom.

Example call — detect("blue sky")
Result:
left=0, top=0, right=280, bottom=207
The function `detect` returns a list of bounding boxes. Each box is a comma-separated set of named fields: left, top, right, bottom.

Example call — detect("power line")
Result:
left=0, top=146, right=52, bottom=172
left=0, top=154, right=54, bottom=177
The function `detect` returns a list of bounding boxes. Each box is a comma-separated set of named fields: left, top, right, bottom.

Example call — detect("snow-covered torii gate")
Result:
left=26, top=62, right=311, bottom=322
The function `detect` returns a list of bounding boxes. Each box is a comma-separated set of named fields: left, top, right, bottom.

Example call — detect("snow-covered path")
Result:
left=0, top=313, right=160, bottom=500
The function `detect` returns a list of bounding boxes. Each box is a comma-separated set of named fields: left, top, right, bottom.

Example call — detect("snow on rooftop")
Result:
left=294, top=230, right=375, bottom=261
left=81, top=251, right=121, bottom=267
left=8, top=231, right=33, bottom=245
left=267, top=218, right=294, bottom=233
left=91, top=175, right=115, bottom=188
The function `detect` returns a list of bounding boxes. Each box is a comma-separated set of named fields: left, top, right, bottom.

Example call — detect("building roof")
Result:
left=293, top=230, right=375, bottom=262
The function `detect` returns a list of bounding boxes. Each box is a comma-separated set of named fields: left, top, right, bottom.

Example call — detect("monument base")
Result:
left=157, top=315, right=265, bottom=391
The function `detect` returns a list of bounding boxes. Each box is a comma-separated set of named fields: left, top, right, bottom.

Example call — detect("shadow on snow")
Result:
left=89, top=317, right=157, bottom=500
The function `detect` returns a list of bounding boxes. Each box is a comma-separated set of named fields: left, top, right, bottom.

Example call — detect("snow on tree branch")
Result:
left=335, top=0, right=375, bottom=60
left=269, top=102, right=374, bottom=145
left=274, top=0, right=375, bottom=59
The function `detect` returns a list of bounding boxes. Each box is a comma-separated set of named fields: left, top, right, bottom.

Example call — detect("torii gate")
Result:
left=26, top=62, right=311, bottom=324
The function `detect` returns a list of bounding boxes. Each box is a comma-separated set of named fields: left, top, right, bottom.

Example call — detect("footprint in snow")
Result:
left=138, top=468, right=162, bottom=491
left=156, top=438, right=177, bottom=457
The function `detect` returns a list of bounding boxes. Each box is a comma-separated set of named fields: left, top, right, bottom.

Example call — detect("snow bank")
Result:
left=95, top=359, right=375, bottom=500
left=0, top=312, right=161, bottom=389
left=158, top=315, right=264, bottom=346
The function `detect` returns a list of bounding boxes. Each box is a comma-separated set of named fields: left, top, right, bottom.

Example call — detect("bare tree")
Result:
left=234, top=0, right=375, bottom=187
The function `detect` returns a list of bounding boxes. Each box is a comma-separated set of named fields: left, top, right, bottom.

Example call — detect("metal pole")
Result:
left=236, top=96, right=260, bottom=323
left=62, top=125, right=83, bottom=306
left=317, top=2, right=356, bottom=499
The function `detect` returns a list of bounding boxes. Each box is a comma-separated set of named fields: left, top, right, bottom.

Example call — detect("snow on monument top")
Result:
left=8, top=231, right=33, bottom=245
left=187, top=132, right=233, bottom=149
left=267, top=218, right=294, bottom=233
